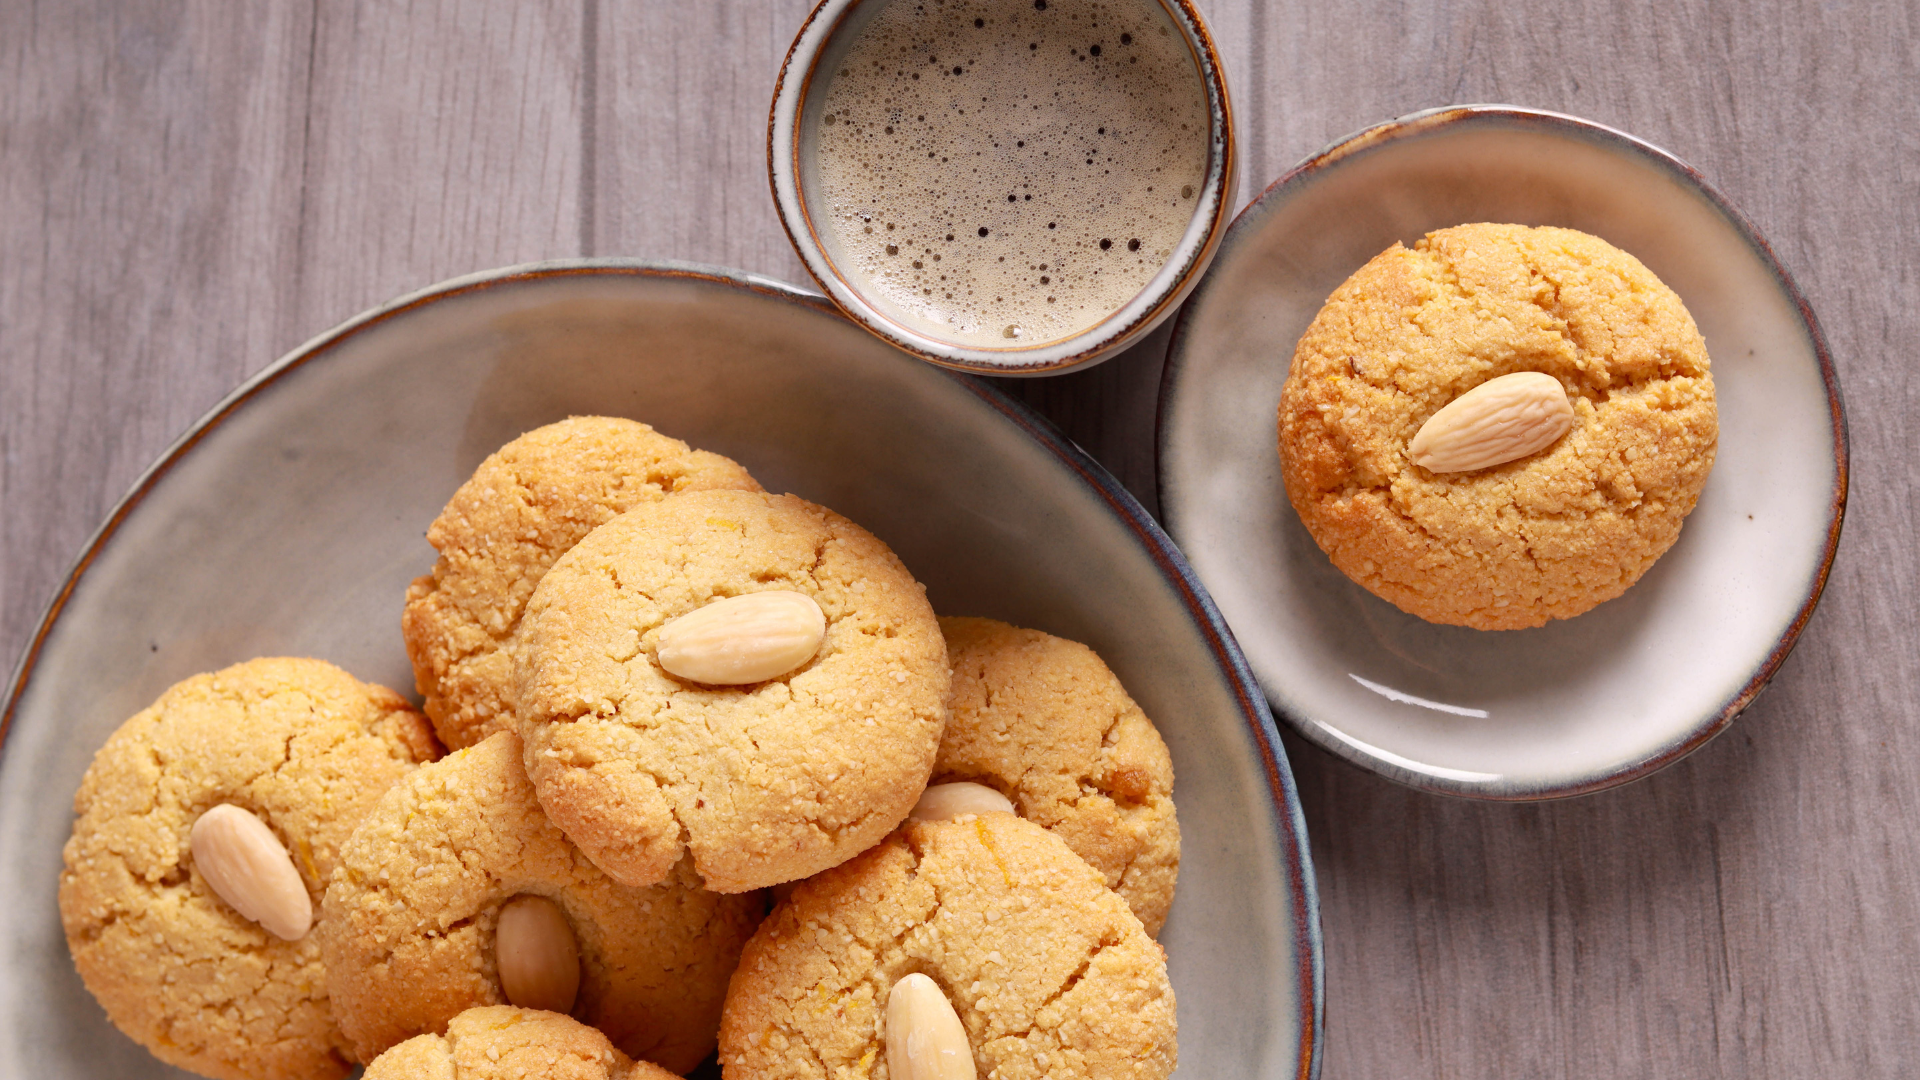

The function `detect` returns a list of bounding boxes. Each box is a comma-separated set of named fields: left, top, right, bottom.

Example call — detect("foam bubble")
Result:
left=815, top=0, right=1209, bottom=349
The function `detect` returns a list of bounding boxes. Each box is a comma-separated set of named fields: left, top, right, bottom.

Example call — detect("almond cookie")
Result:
left=934, top=616, right=1180, bottom=936
left=403, top=416, right=761, bottom=750
left=58, top=657, right=442, bottom=1080
left=1277, top=223, right=1718, bottom=629
left=362, top=1006, right=678, bottom=1080
left=319, top=732, right=762, bottom=1072
left=719, top=813, right=1177, bottom=1080
left=516, top=488, right=950, bottom=893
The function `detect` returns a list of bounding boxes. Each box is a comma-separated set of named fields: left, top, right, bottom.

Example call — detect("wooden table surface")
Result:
left=5, top=1, right=1915, bottom=1075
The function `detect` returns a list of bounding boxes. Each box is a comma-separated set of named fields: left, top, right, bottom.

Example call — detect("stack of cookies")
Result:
left=59, top=416, right=1183, bottom=1080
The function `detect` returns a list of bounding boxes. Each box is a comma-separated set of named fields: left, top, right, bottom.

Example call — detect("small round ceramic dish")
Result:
left=1157, top=105, right=1847, bottom=800
left=0, top=261, right=1320, bottom=1077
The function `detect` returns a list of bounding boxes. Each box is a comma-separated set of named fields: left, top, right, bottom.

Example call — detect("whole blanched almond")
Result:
left=1409, top=371, right=1574, bottom=473
left=909, top=782, right=1015, bottom=822
left=496, top=894, right=581, bottom=1015
left=189, top=803, right=313, bottom=941
left=885, top=973, right=976, bottom=1080
left=656, top=590, right=827, bottom=685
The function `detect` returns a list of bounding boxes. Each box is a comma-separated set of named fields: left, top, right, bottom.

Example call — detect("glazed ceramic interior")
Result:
left=1160, top=108, right=1843, bottom=798
left=773, top=0, right=1235, bottom=374
left=0, top=262, right=1318, bottom=1076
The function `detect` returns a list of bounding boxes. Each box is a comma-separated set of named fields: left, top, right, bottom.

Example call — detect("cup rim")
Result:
left=767, top=0, right=1237, bottom=376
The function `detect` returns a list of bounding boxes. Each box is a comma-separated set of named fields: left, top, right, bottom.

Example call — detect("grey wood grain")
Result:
left=4, top=0, right=1916, bottom=1076
left=594, top=0, right=816, bottom=277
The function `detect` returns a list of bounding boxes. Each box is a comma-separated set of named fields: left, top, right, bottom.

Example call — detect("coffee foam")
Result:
left=815, top=0, right=1209, bottom=349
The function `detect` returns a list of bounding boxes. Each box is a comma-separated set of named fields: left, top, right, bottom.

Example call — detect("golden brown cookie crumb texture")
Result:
left=936, top=616, right=1180, bottom=936
left=515, top=488, right=951, bottom=893
left=318, top=732, right=763, bottom=1072
left=362, top=1006, right=681, bottom=1080
left=719, top=814, right=1176, bottom=1080
left=1277, top=223, right=1719, bottom=629
left=58, top=657, right=442, bottom=1080
left=403, top=416, right=761, bottom=750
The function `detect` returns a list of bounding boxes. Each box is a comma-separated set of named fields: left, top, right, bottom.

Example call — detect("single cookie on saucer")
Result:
left=362, top=1006, right=678, bottom=1080
left=935, top=616, right=1180, bottom=936
left=1277, top=223, right=1718, bottom=629
left=719, top=813, right=1177, bottom=1080
left=403, top=416, right=761, bottom=750
left=58, top=657, right=442, bottom=1080
left=515, top=488, right=950, bottom=893
left=319, top=732, right=762, bottom=1072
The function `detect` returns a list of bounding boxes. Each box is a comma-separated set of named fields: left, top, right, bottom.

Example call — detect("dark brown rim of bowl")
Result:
left=766, top=0, right=1236, bottom=377
left=1, top=259, right=1323, bottom=1079
left=1155, top=104, right=1850, bottom=802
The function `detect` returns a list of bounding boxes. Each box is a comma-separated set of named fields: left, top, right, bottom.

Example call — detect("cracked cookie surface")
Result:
left=319, top=732, right=762, bottom=1072
left=58, top=657, right=441, bottom=1080
left=516, top=488, right=950, bottom=893
left=362, top=1006, right=679, bottom=1080
left=718, top=813, right=1176, bottom=1080
left=403, top=416, right=761, bottom=750
left=1277, top=223, right=1718, bottom=629
left=936, top=617, right=1179, bottom=936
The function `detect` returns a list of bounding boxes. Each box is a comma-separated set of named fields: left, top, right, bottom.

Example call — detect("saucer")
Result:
left=1157, top=106, right=1847, bottom=799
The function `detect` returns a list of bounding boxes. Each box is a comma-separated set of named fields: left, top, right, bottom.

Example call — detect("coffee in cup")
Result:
left=811, top=0, right=1210, bottom=349
left=772, top=0, right=1233, bottom=373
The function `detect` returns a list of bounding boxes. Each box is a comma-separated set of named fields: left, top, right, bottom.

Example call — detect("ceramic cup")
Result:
left=769, top=0, right=1235, bottom=376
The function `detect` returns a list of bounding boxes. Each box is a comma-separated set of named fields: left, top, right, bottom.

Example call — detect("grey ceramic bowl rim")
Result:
left=0, top=257, right=1325, bottom=1076
left=1156, top=104, right=1851, bottom=801
left=767, top=0, right=1237, bottom=377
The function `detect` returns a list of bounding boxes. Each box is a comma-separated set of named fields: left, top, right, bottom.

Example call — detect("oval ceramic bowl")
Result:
left=768, top=0, right=1236, bottom=375
left=1158, top=106, right=1847, bottom=800
left=0, top=261, right=1321, bottom=1077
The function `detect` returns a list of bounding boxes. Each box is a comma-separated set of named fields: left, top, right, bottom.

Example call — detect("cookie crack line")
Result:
left=842, top=852, right=946, bottom=1071
left=769, top=1017, right=832, bottom=1077
left=1402, top=239, right=1704, bottom=402
left=807, top=535, right=831, bottom=587
left=1112, top=845, right=1150, bottom=892
left=1517, top=531, right=1543, bottom=578
left=816, top=803, right=894, bottom=848
left=1033, top=936, right=1117, bottom=1019
left=413, top=576, right=517, bottom=659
